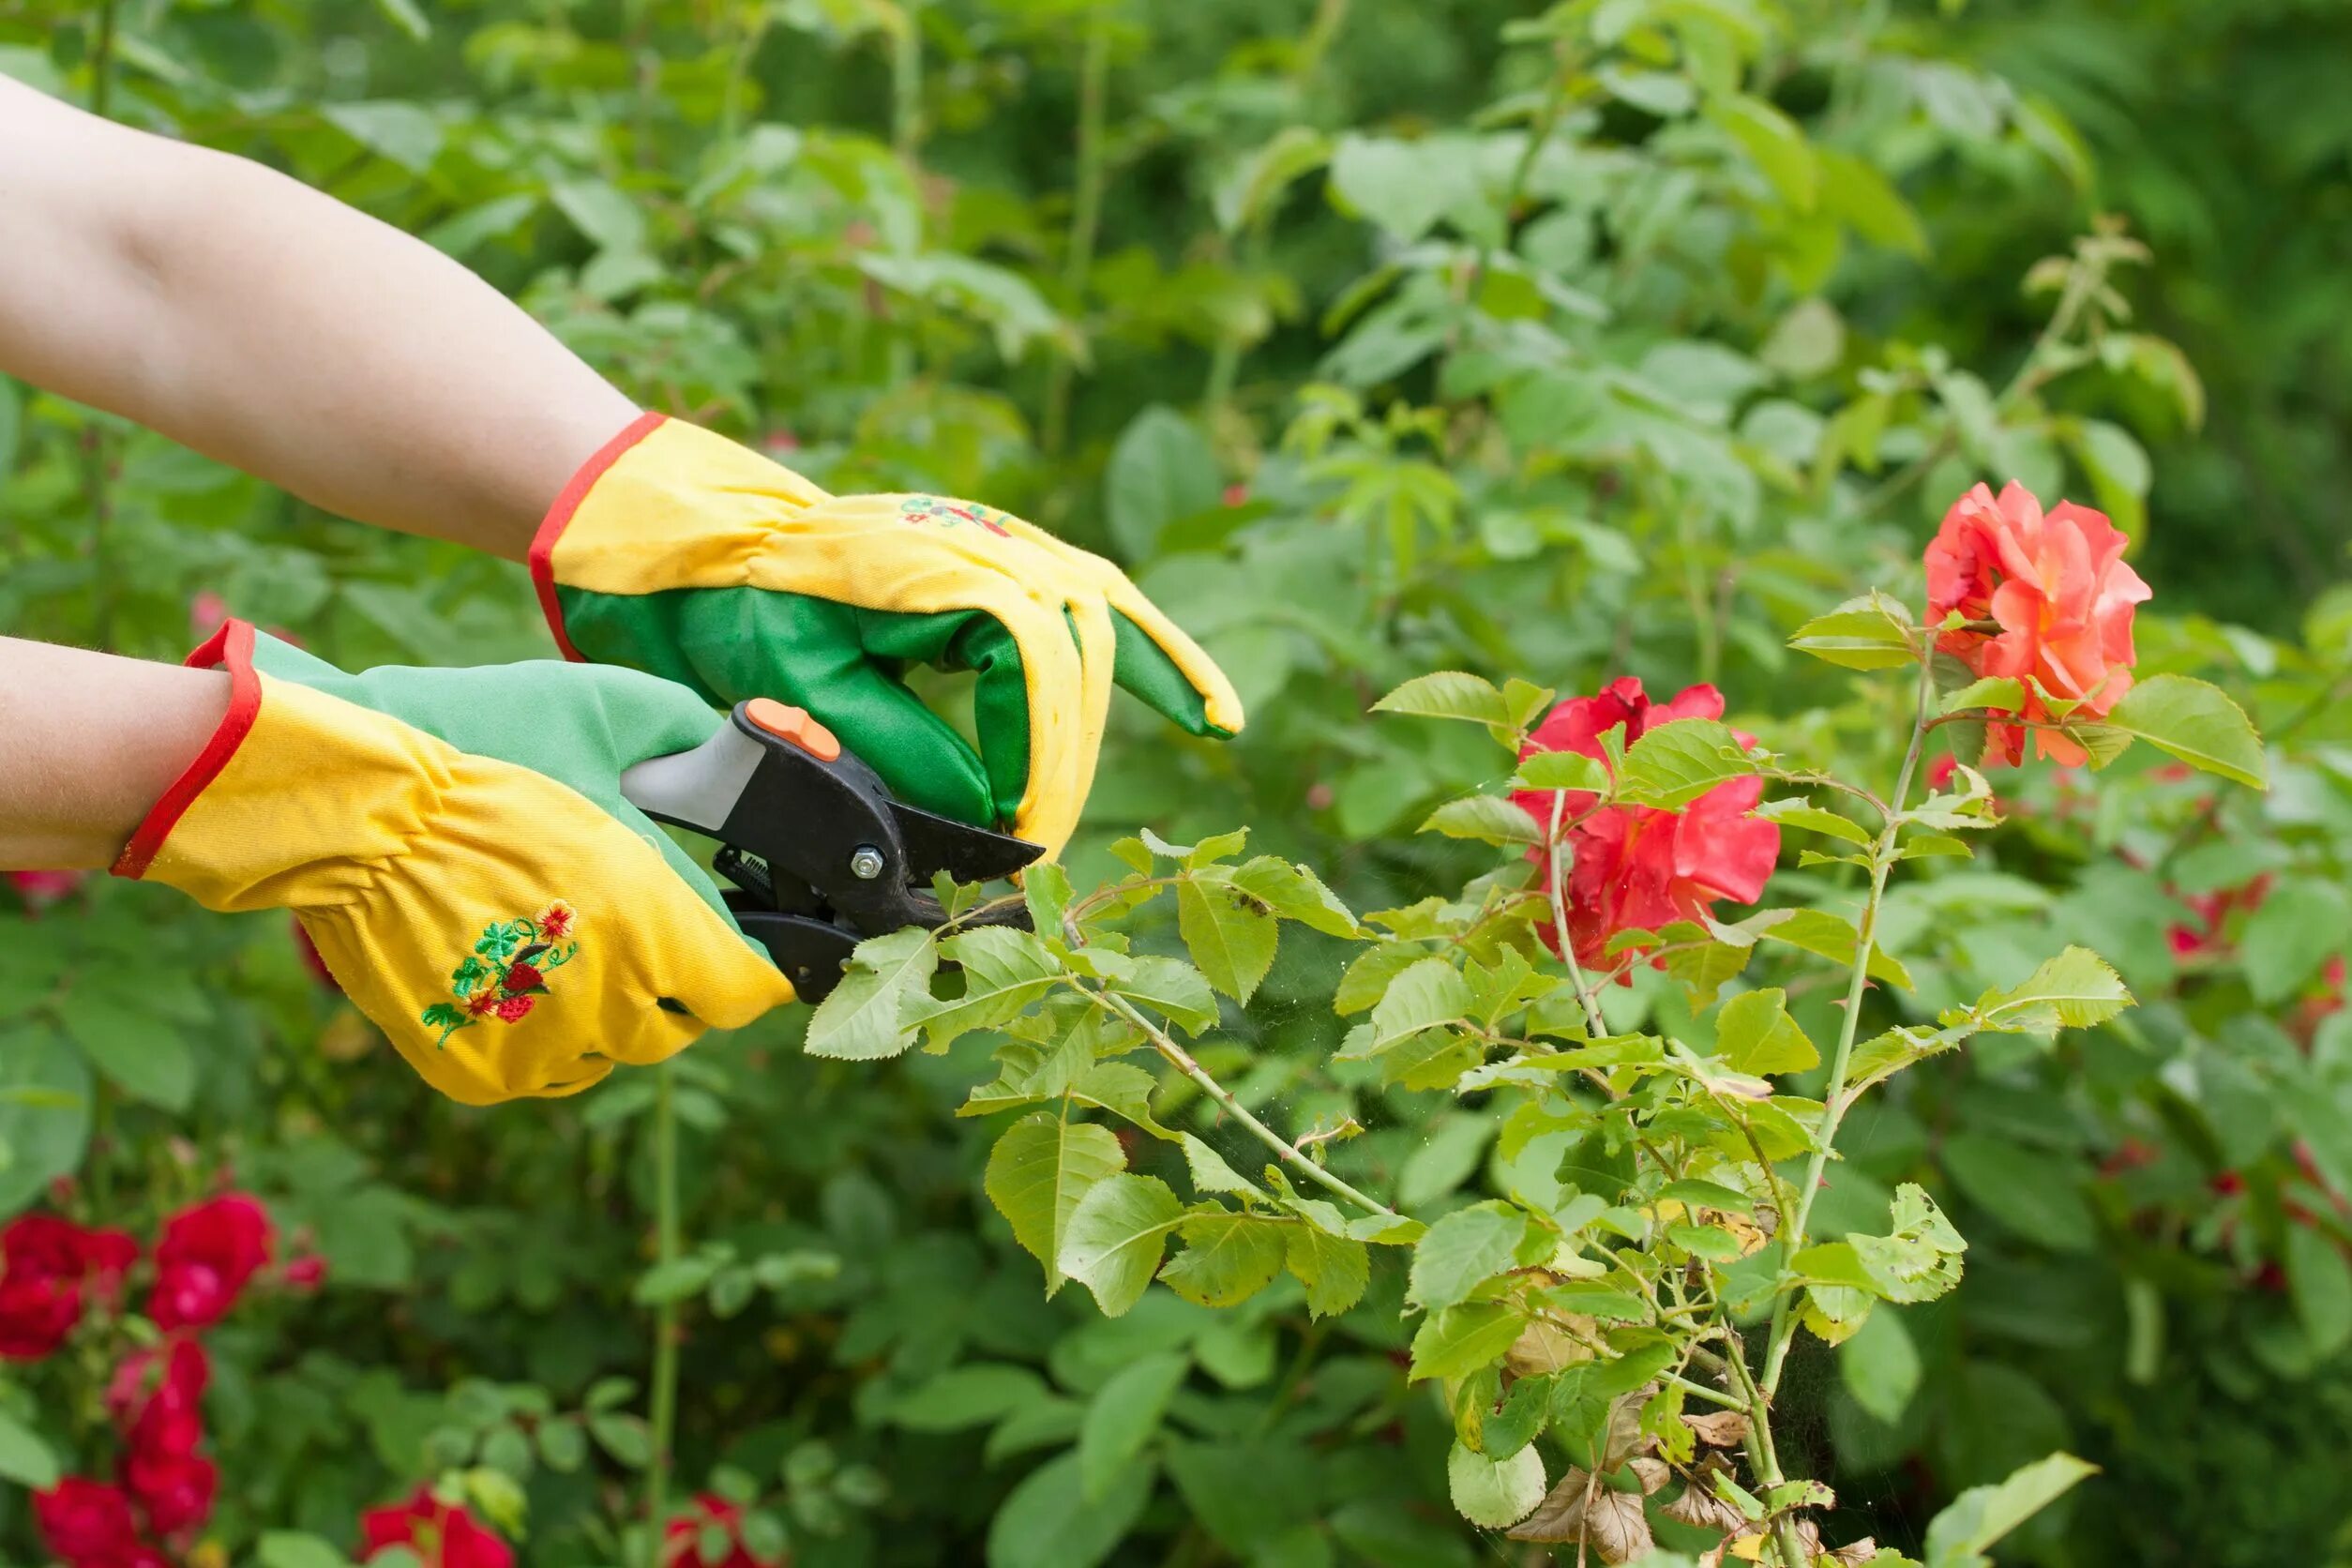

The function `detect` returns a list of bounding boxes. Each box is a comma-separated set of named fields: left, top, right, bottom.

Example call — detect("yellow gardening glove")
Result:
left=529, top=415, right=1244, bottom=860
left=113, top=620, right=795, bottom=1105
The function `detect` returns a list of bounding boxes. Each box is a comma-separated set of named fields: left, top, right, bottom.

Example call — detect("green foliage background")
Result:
left=1, top=1, right=2348, bottom=1565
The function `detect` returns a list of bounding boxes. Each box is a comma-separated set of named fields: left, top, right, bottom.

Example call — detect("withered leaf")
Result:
left=1628, top=1456, right=1672, bottom=1495
left=1684, top=1410, right=1752, bottom=1448
left=1663, top=1478, right=1747, bottom=1534
left=1506, top=1467, right=1658, bottom=1561
left=1824, top=1537, right=1881, bottom=1566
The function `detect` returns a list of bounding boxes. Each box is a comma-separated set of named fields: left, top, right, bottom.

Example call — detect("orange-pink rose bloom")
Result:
left=1924, top=480, right=2150, bottom=767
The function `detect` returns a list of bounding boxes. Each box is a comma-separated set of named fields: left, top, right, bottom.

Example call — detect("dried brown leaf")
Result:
left=1628, top=1456, right=1672, bottom=1495
left=1663, top=1479, right=1747, bottom=1534
left=1824, top=1537, right=1881, bottom=1566
left=1506, top=1467, right=1658, bottom=1562
left=1683, top=1410, right=1752, bottom=1448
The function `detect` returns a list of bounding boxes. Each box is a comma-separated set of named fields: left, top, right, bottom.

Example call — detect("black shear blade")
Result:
left=887, top=802, right=1045, bottom=883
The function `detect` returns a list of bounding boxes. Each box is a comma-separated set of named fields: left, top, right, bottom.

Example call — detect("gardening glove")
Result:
left=527, top=413, right=1245, bottom=860
left=112, top=619, right=795, bottom=1106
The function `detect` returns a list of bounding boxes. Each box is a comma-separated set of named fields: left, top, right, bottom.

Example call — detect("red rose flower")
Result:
left=360, top=1487, right=515, bottom=1568
left=1924, top=481, right=2150, bottom=767
left=493, top=995, right=535, bottom=1022
left=1510, top=679, right=1781, bottom=969
left=149, top=1195, right=274, bottom=1332
left=0, top=1215, right=139, bottom=1360
left=500, top=962, right=543, bottom=994
left=126, top=1448, right=218, bottom=1536
left=34, top=1478, right=143, bottom=1562
left=8, top=868, right=87, bottom=910
left=2166, top=875, right=2270, bottom=960
left=664, top=1493, right=781, bottom=1568
left=284, top=1254, right=329, bottom=1291
left=109, top=1338, right=209, bottom=1457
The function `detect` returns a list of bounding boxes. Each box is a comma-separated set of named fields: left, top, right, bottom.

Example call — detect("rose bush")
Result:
left=1, top=1, right=2346, bottom=1566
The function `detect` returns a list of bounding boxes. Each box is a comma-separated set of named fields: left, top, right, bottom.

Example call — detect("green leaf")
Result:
left=1329, top=134, right=1462, bottom=243
left=1285, top=1226, right=1369, bottom=1319
left=1106, top=405, right=1221, bottom=559
left=2287, top=1224, right=2352, bottom=1359
left=2241, top=881, right=2352, bottom=1004
left=911, top=927, right=1060, bottom=1046
left=1840, top=1306, right=1921, bottom=1425
left=1335, top=957, right=1471, bottom=1061
left=550, top=179, right=649, bottom=254
left=1922, top=1453, right=2098, bottom=1568
left=1848, top=1183, right=1968, bottom=1302
left=257, top=1533, right=356, bottom=1568
left=1409, top=1302, right=1528, bottom=1382
left=893, top=1364, right=1049, bottom=1433
left=1787, top=593, right=1917, bottom=670
left=1078, top=1351, right=1189, bottom=1500
left=1755, top=909, right=1914, bottom=990
left=1618, top=719, right=1761, bottom=809
left=0, top=1027, right=90, bottom=1214
left=1940, top=676, right=2027, bottom=716
left=2105, top=674, right=2268, bottom=789
left=321, top=101, right=443, bottom=173
left=1408, top=1203, right=1529, bottom=1311
left=1227, top=857, right=1362, bottom=937
left=2071, top=418, right=2151, bottom=538
left=62, top=994, right=193, bottom=1113
left=1118, top=956, right=1221, bottom=1034
left=1161, top=1214, right=1289, bottom=1307
left=1513, top=750, right=1613, bottom=796
left=369, top=0, right=431, bottom=40
left=805, top=928, right=938, bottom=1059
left=0, top=1408, right=58, bottom=1490
left=1213, top=125, right=1333, bottom=234
left=1447, top=1440, right=1546, bottom=1529
left=986, top=1114, right=1126, bottom=1295
left=1754, top=798, right=1871, bottom=845
left=1180, top=1135, right=1259, bottom=1199
left=588, top=1412, right=653, bottom=1468
left=1058, top=1174, right=1185, bottom=1318
left=1023, top=861, right=1075, bottom=936
left=1177, top=880, right=1279, bottom=1003
left=1372, top=671, right=1510, bottom=724
left=631, top=1254, right=719, bottom=1305
left=1710, top=94, right=1817, bottom=208
left=985, top=1450, right=1154, bottom=1568
left=1713, top=988, right=1818, bottom=1077
left=1959, top=946, right=2133, bottom=1036
left=1420, top=795, right=1542, bottom=846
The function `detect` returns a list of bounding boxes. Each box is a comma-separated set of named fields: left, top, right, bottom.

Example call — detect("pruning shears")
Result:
left=619, top=699, right=1044, bottom=1002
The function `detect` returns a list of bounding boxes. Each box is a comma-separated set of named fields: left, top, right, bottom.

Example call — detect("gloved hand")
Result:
left=113, top=620, right=794, bottom=1105
left=528, top=414, right=1244, bottom=859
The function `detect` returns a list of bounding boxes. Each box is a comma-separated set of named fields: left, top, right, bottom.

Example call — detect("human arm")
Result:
left=0, top=72, right=635, bottom=561
left=0, top=637, right=232, bottom=870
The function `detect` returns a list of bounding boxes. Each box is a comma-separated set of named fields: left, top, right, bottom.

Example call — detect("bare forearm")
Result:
left=0, top=638, right=232, bottom=870
left=0, top=75, right=638, bottom=561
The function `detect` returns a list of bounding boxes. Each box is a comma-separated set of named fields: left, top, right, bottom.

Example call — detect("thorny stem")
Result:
left=1088, top=987, right=1395, bottom=1216
left=1759, top=650, right=1938, bottom=1405
left=1041, top=8, right=1113, bottom=455
left=1545, top=790, right=1609, bottom=1038
left=643, top=1063, right=682, bottom=1563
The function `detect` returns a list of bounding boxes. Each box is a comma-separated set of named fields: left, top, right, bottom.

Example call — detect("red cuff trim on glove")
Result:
left=529, top=410, right=669, bottom=662
left=113, top=618, right=264, bottom=880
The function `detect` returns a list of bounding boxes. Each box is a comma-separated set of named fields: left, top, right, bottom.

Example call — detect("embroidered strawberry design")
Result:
left=421, top=906, right=580, bottom=1048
